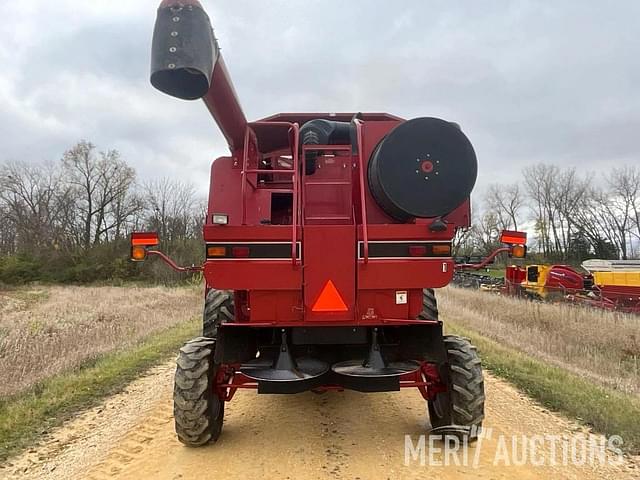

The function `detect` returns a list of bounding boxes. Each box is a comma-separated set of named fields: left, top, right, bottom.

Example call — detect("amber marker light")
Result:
left=131, top=245, right=147, bottom=261
left=207, top=246, right=227, bottom=257
left=510, top=244, right=527, bottom=258
left=432, top=244, right=452, bottom=256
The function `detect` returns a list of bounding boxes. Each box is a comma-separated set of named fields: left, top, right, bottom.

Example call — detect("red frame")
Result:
left=214, top=361, right=447, bottom=402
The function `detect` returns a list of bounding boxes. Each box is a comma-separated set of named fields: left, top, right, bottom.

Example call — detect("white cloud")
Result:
left=1, top=0, right=639, bottom=202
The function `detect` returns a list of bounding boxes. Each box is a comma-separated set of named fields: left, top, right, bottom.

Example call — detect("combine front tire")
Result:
left=428, top=335, right=484, bottom=440
left=173, top=337, right=224, bottom=446
left=203, top=289, right=234, bottom=338
left=418, top=288, right=439, bottom=321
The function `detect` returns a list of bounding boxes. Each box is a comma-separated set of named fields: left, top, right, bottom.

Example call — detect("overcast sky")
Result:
left=1, top=1, right=639, bottom=201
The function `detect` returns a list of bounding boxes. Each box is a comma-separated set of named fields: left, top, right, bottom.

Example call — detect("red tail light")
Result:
left=408, top=245, right=427, bottom=257
left=231, top=246, right=250, bottom=258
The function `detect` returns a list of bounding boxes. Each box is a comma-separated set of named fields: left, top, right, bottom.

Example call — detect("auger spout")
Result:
left=150, top=0, right=247, bottom=150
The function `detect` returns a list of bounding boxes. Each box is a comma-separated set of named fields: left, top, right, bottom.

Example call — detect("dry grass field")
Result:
left=0, top=285, right=200, bottom=398
left=439, top=286, right=640, bottom=395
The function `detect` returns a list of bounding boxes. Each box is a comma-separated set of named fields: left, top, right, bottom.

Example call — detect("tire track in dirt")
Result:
left=3, top=364, right=639, bottom=480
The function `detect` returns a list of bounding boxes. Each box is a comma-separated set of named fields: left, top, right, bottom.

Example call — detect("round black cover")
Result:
left=240, top=357, right=329, bottom=382
left=368, top=117, right=477, bottom=220
left=332, top=359, right=420, bottom=378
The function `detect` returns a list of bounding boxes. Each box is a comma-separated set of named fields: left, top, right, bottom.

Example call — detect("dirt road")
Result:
left=4, top=362, right=639, bottom=480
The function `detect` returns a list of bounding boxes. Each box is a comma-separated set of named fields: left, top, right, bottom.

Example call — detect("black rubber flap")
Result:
left=368, top=117, right=477, bottom=220
left=150, top=3, right=217, bottom=100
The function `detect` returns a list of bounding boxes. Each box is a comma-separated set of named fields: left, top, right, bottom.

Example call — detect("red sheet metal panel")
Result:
left=358, top=259, right=453, bottom=290
left=249, top=290, right=303, bottom=322
left=204, top=225, right=302, bottom=241
left=204, top=260, right=301, bottom=290
left=357, top=289, right=423, bottom=323
left=303, top=225, right=356, bottom=322
left=207, top=157, right=271, bottom=227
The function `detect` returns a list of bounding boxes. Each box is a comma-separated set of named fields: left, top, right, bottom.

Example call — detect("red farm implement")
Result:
left=454, top=255, right=640, bottom=314
left=130, top=0, right=528, bottom=446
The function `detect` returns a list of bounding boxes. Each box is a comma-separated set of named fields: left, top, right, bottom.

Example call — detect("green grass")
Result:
left=462, top=267, right=505, bottom=279
left=447, top=322, right=640, bottom=454
left=484, top=267, right=505, bottom=278
left=0, top=317, right=199, bottom=461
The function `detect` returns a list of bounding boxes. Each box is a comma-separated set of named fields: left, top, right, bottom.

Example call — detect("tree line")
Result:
left=456, top=164, right=640, bottom=262
left=2, top=142, right=639, bottom=284
left=0, top=140, right=205, bottom=283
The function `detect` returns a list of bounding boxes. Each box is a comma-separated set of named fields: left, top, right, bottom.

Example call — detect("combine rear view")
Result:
left=131, top=0, right=527, bottom=446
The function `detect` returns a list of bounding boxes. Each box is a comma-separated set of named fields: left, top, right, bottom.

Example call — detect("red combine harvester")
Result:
left=131, top=0, right=527, bottom=446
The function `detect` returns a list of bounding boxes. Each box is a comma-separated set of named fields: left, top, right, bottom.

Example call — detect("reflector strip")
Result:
left=500, top=230, right=527, bottom=245
left=205, top=242, right=301, bottom=260
left=312, top=280, right=348, bottom=312
left=131, top=232, right=159, bottom=246
left=357, top=241, right=452, bottom=259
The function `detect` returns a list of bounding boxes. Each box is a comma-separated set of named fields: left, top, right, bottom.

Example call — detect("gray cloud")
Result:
left=1, top=0, right=639, bottom=200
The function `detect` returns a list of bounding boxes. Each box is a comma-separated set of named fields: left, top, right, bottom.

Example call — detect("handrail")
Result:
left=291, top=123, right=300, bottom=266
left=244, top=169, right=296, bottom=174
left=240, top=127, right=252, bottom=225
left=300, top=144, right=352, bottom=152
left=241, top=121, right=300, bottom=265
left=353, top=119, right=369, bottom=263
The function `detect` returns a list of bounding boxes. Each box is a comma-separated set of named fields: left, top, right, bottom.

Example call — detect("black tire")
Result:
left=417, top=288, right=438, bottom=321
left=428, top=335, right=484, bottom=440
left=174, top=337, right=224, bottom=446
left=302, top=129, right=320, bottom=175
left=203, top=289, right=234, bottom=338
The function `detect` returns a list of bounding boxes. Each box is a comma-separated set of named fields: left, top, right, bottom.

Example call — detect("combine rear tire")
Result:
left=203, top=289, right=234, bottom=338
left=417, top=288, right=438, bottom=321
left=173, top=337, right=224, bottom=446
left=428, top=335, right=484, bottom=440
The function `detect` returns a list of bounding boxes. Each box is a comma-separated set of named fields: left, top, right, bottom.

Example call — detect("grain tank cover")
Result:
left=367, top=117, right=477, bottom=220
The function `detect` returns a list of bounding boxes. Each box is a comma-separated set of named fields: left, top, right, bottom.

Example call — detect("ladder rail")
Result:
left=290, top=123, right=300, bottom=265
left=241, top=121, right=300, bottom=265
left=353, top=119, right=369, bottom=263
left=240, top=127, right=253, bottom=225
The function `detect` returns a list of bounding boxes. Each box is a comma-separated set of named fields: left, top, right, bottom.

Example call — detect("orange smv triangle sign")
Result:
left=312, top=280, right=348, bottom=312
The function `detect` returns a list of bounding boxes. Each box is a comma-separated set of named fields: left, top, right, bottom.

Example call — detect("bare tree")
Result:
left=142, top=178, right=199, bottom=243
left=0, top=161, right=69, bottom=252
left=523, top=164, right=591, bottom=260
left=452, top=227, right=474, bottom=256
left=523, top=164, right=557, bottom=257
left=572, top=188, right=618, bottom=258
left=605, top=166, right=640, bottom=259
left=62, top=141, right=136, bottom=248
left=473, top=211, right=501, bottom=253
left=550, top=168, right=591, bottom=259
left=485, top=183, right=524, bottom=231
left=0, top=199, right=17, bottom=255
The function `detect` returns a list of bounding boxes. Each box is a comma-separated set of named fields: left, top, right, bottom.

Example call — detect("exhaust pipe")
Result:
left=150, top=0, right=247, bottom=150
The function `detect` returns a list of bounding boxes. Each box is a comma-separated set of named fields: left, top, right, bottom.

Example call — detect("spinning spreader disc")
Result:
left=240, top=356, right=329, bottom=382
left=332, top=359, right=420, bottom=378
